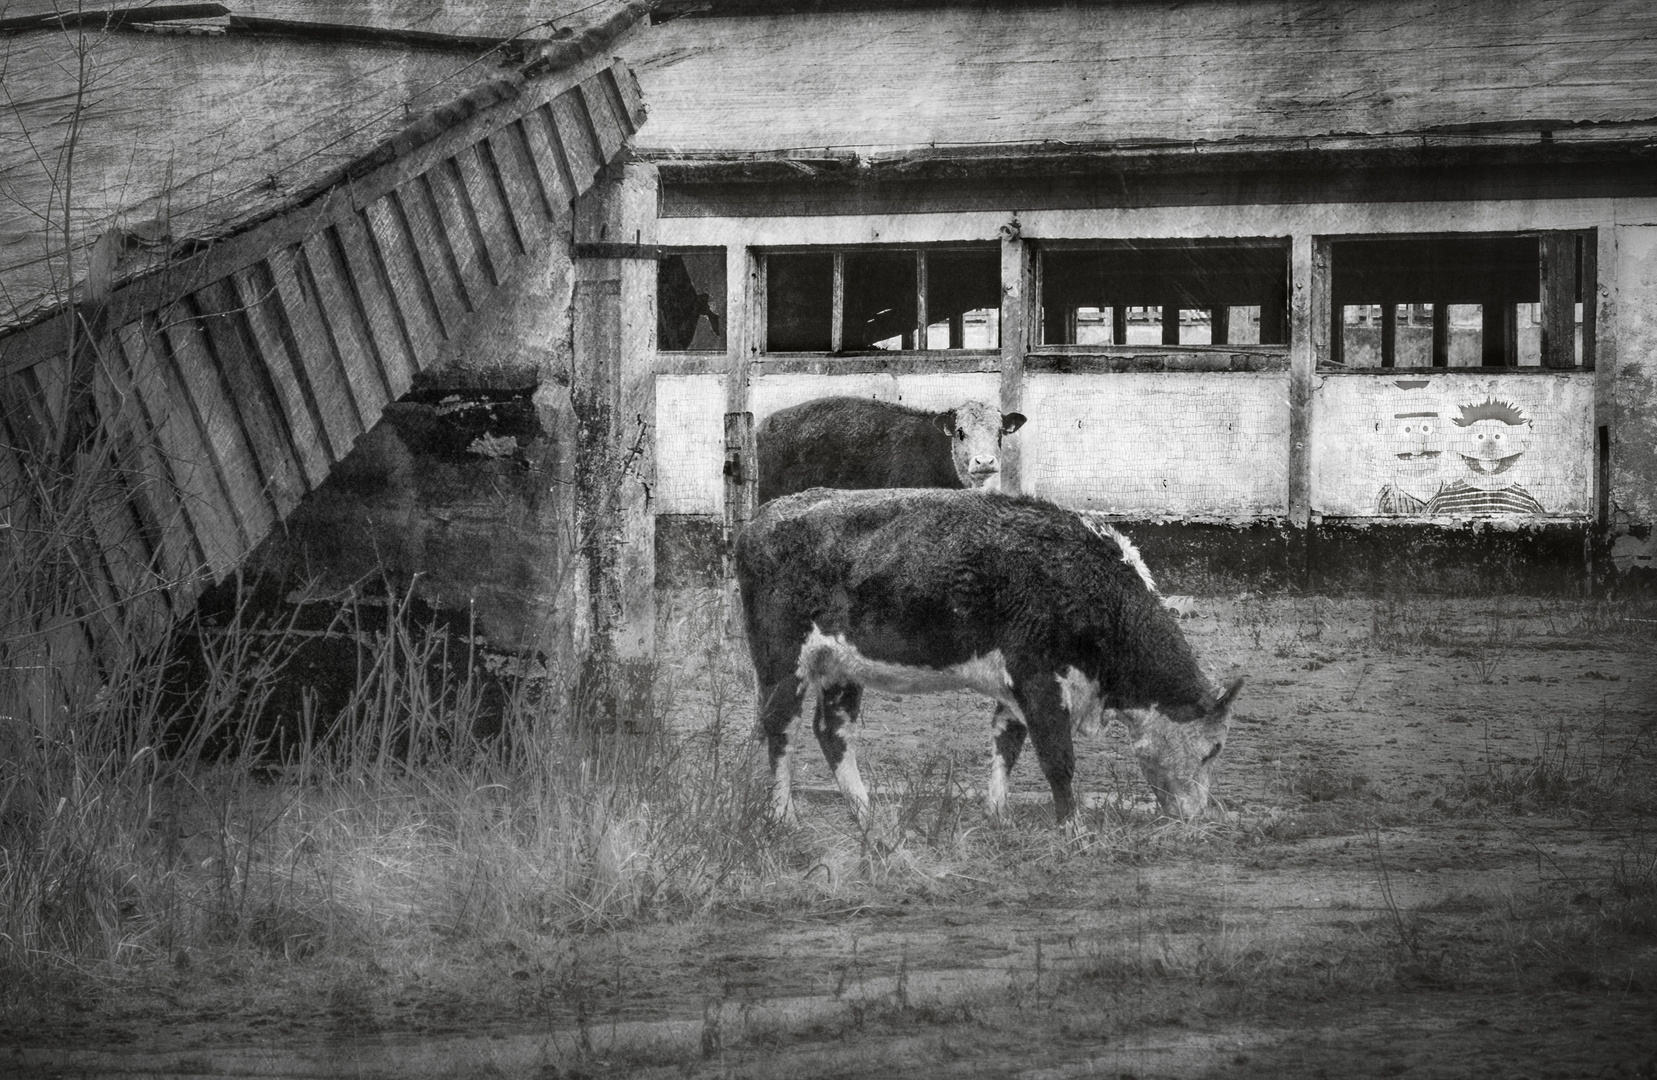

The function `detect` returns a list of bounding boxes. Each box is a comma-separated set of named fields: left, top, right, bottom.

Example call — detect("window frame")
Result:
left=1030, top=236, right=1294, bottom=355
left=1317, top=228, right=1596, bottom=373
left=755, top=243, right=1004, bottom=358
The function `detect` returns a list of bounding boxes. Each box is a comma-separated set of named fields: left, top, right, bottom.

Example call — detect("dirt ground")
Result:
left=8, top=593, right=1657, bottom=1079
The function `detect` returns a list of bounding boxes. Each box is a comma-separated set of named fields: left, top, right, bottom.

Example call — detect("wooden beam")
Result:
left=1482, top=300, right=1516, bottom=366
left=1112, top=305, right=1127, bottom=346
left=1290, top=236, right=1319, bottom=528
left=830, top=253, right=845, bottom=353
left=1581, top=229, right=1598, bottom=372
left=1380, top=302, right=1396, bottom=368
left=915, top=251, right=929, bottom=350
left=1540, top=232, right=1578, bottom=369
left=1211, top=306, right=1229, bottom=347
left=1161, top=304, right=1181, bottom=346
left=999, top=226, right=1032, bottom=494
left=1431, top=303, right=1450, bottom=367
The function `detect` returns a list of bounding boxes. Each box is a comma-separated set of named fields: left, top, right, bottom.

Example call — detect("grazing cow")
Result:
left=756, top=397, right=1026, bottom=504
left=735, top=487, right=1243, bottom=824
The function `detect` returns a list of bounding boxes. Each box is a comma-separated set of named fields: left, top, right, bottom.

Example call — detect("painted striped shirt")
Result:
left=1424, top=481, right=1545, bottom=516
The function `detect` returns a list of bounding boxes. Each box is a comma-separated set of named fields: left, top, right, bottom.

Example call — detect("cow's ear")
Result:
left=1214, top=677, right=1244, bottom=713
left=1002, top=412, right=1027, bottom=434
left=932, top=410, right=958, bottom=436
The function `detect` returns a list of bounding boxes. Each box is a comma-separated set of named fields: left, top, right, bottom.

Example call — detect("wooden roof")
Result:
left=622, top=0, right=1657, bottom=163
left=0, top=1, right=630, bottom=333
left=1, top=2, right=647, bottom=716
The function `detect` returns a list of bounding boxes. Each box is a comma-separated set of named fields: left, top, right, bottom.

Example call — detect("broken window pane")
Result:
left=925, top=249, right=1001, bottom=350
left=767, top=253, right=834, bottom=351
left=1040, top=240, right=1291, bottom=347
left=657, top=250, right=726, bottom=351
left=1328, top=236, right=1563, bottom=368
left=843, top=251, right=918, bottom=350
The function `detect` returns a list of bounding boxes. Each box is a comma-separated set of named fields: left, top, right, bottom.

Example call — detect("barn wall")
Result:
left=1610, top=225, right=1657, bottom=581
left=1310, top=373, right=1595, bottom=520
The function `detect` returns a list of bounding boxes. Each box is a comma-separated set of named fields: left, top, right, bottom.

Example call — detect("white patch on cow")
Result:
left=796, top=627, right=1018, bottom=708
left=986, top=753, right=1011, bottom=817
left=1056, top=666, right=1103, bottom=737
left=770, top=741, right=796, bottom=823
left=834, top=750, right=871, bottom=821
left=1075, top=512, right=1161, bottom=597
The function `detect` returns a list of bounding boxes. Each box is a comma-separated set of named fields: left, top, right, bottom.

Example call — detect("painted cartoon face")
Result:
left=1450, top=400, right=1533, bottom=490
left=1387, top=411, right=1445, bottom=479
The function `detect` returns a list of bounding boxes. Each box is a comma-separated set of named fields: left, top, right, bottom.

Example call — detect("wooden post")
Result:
left=1540, top=232, right=1577, bottom=369
left=1111, top=305, right=1127, bottom=346
left=1379, top=302, right=1396, bottom=368
left=1290, top=236, right=1320, bottom=532
left=571, top=160, right=656, bottom=731
left=1482, top=300, right=1516, bottom=366
left=999, top=223, right=1032, bottom=494
left=1431, top=303, right=1450, bottom=366
left=722, top=241, right=759, bottom=627
left=1161, top=304, right=1181, bottom=345
left=1211, top=305, right=1229, bottom=346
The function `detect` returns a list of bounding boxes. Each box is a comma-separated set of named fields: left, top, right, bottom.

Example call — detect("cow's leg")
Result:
left=987, top=702, right=1027, bottom=819
left=758, top=674, right=806, bottom=822
left=813, top=683, right=869, bottom=822
left=1013, top=675, right=1077, bottom=823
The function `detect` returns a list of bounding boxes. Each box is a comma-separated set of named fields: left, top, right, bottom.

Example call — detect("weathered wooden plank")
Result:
left=333, top=210, right=420, bottom=399
left=88, top=349, right=194, bottom=600
left=390, top=181, right=471, bottom=339
left=454, top=142, right=522, bottom=281
left=157, top=304, right=274, bottom=547
left=484, top=127, right=548, bottom=246
left=1431, top=302, right=1450, bottom=366
left=549, top=89, right=604, bottom=196
left=98, top=330, right=208, bottom=589
left=1379, top=303, right=1396, bottom=367
left=999, top=232, right=1030, bottom=494
left=114, top=321, right=241, bottom=577
left=190, top=281, right=308, bottom=518
left=362, top=195, right=448, bottom=367
left=1581, top=229, right=1598, bottom=371
left=579, top=76, right=627, bottom=164
left=424, top=157, right=497, bottom=304
left=298, top=232, right=392, bottom=431
left=1540, top=231, right=1577, bottom=369
left=266, top=245, right=364, bottom=460
left=1289, top=236, right=1318, bottom=528
left=230, top=262, right=332, bottom=488
left=522, top=104, right=579, bottom=217
left=607, top=60, right=647, bottom=131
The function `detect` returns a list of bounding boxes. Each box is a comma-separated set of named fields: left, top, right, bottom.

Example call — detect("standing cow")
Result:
left=756, top=397, right=1026, bottom=504
left=735, top=487, right=1243, bottom=824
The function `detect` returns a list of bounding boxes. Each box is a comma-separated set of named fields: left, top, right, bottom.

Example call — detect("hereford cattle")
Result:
left=734, top=487, right=1243, bottom=824
left=756, top=397, right=1026, bottom=504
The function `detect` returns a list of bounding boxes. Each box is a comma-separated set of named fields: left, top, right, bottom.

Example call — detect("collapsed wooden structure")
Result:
left=0, top=1, right=651, bottom=723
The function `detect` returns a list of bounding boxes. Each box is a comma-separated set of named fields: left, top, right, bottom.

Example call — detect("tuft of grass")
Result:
left=1447, top=716, right=1655, bottom=816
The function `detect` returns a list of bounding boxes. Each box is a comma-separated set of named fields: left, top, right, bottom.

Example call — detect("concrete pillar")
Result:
left=571, top=161, right=658, bottom=729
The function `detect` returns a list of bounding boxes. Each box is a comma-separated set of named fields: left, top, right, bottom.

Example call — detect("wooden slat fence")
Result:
left=0, top=53, right=647, bottom=723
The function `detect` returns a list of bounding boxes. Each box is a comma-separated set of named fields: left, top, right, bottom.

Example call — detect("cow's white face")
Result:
left=1120, top=678, right=1242, bottom=819
left=936, top=401, right=1026, bottom=489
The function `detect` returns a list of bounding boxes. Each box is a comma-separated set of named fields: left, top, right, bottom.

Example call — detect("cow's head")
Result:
left=1124, top=677, right=1243, bottom=820
left=933, top=401, right=1027, bottom=488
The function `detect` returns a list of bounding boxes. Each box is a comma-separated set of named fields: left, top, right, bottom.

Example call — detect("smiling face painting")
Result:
left=1373, top=380, right=1448, bottom=514
left=1424, top=399, right=1546, bottom=516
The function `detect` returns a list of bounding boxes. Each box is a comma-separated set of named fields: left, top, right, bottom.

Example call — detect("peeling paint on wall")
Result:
left=1310, top=373, right=1594, bottom=519
left=1023, top=372, right=1291, bottom=517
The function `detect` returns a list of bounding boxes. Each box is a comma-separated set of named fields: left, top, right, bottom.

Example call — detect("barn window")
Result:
left=1327, top=233, right=1593, bottom=369
left=1038, top=239, right=1291, bottom=347
left=762, top=247, right=1000, bottom=353
left=657, top=249, right=727, bottom=351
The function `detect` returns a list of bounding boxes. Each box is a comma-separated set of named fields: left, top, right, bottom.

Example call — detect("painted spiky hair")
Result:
left=1453, top=399, right=1529, bottom=427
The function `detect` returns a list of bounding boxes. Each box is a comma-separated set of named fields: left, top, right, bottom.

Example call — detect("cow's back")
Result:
left=756, top=398, right=959, bottom=504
